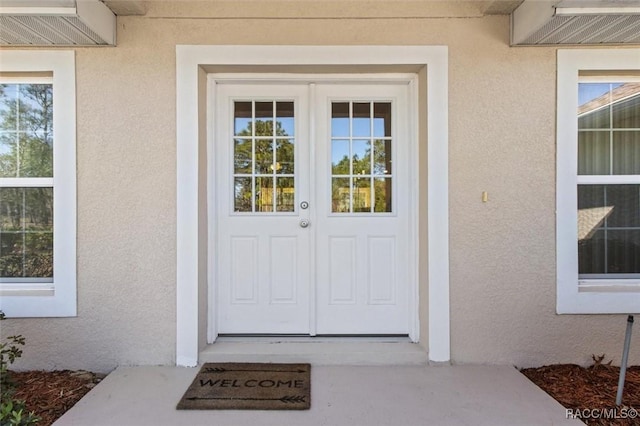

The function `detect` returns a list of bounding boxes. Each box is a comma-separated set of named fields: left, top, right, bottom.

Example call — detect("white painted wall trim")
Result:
left=176, top=45, right=450, bottom=366
left=176, top=47, right=201, bottom=367
left=426, top=48, right=451, bottom=362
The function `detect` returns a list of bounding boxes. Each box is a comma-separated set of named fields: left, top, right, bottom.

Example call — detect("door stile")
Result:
left=308, top=83, right=318, bottom=336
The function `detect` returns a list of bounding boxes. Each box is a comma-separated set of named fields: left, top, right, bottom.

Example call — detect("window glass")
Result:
left=578, top=83, right=640, bottom=176
left=578, top=184, right=640, bottom=275
left=577, top=82, right=640, bottom=277
left=0, top=83, right=54, bottom=283
left=0, top=83, right=53, bottom=178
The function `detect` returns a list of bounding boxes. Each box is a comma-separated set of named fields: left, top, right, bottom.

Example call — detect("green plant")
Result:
left=0, top=311, right=39, bottom=426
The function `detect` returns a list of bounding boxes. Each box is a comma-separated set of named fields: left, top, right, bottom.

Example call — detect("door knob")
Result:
left=300, top=220, right=310, bottom=228
left=300, top=201, right=309, bottom=209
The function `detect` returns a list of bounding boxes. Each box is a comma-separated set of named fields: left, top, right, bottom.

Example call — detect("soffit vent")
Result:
left=511, top=0, right=640, bottom=45
left=0, top=0, right=116, bottom=46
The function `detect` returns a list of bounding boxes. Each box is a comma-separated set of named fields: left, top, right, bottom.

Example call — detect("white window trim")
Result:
left=557, top=48, right=640, bottom=314
left=176, top=45, right=450, bottom=367
left=0, top=50, right=76, bottom=317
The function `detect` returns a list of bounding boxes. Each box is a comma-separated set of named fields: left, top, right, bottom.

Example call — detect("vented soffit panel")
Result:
left=511, top=0, right=640, bottom=45
left=0, top=0, right=116, bottom=46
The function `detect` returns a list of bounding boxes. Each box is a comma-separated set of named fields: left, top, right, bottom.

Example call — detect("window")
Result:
left=0, top=51, right=76, bottom=317
left=557, top=49, right=640, bottom=314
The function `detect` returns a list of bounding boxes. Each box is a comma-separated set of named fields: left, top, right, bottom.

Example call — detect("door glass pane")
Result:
left=353, top=177, right=370, bottom=212
left=373, top=103, right=391, bottom=137
left=234, top=102, right=252, bottom=136
left=234, top=139, right=252, bottom=174
left=331, top=140, right=349, bottom=175
left=255, top=139, right=273, bottom=174
left=255, top=101, right=273, bottom=136
left=352, top=103, right=371, bottom=137
left=276, top=177, right=294, bottom=212
left=578, top=184, right=640, bottom=275
left=373, top=139, right=392, bottom=175
left=352, top=140, right=371, bottom=175
left=332, top=178, right=350, bottom=213
left=330, top=101, right=392, bottom=214
left=276, top=139, right=294, bottom=174
left=331, top=103, right=349, bottom=137
left=234, top=177, right=252, bottom=212
left=232, top=100, right=295, bottom=213
left=256, top=177, right=274, bottom=212
left=276, top=102, right=294, bottom=136
left=374, top=178, right=392, bottom=213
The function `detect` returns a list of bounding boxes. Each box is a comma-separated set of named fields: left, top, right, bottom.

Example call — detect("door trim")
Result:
left=175, top=45, right=450, bottom=367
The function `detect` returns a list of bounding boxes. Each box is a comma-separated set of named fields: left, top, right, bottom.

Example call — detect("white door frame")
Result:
left=176, top=45, right=450, bottom=367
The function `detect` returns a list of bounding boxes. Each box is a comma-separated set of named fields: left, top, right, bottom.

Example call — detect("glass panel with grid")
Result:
left=0, top=82, right=54, bottom=282
left=578, top=82, right=640, bottom=175
left=233, top=100, right=295, bottom=213
left=331, top=101, right=392, bottom=213
left=578, top=82, right=640, bottom=277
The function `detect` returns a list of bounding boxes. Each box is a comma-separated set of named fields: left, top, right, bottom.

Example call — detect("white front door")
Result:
left=215, top=80, right=411, bottom=336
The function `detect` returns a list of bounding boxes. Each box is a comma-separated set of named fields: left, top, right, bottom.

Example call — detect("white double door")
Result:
left=215, top=81, right=411, bottom=335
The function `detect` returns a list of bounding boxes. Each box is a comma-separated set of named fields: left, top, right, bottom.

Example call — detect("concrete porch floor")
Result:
left=54, top=364, right=581, bottom=426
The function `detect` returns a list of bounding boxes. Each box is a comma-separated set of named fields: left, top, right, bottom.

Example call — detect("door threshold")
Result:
left=216, top=335, right=411, bottom=343
left=200, top=338, right=428, bottom=366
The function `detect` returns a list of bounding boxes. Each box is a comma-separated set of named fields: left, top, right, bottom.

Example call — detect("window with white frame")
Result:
left=0, top=51, right=76, bottom=317
left=557, top=49, right=640, bottom=314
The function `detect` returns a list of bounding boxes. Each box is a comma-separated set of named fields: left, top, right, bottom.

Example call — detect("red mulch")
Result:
left=7, top=370, right=106, bottom=426
left=521, top=357, right=640, bottom=426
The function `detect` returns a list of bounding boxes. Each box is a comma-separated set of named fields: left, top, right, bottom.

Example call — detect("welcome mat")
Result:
left=177, top=363, right=311, bottom=410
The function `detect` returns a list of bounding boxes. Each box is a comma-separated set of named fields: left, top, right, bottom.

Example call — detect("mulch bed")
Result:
left=7, top=370, right=106, bottom=426
left=521, top=357, right=640, bottom=425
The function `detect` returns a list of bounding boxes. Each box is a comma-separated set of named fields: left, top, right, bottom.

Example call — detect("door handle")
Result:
left=300, top=220, right=310, bottom=228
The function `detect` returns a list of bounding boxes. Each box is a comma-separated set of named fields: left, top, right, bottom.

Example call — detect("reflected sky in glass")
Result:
left=579, top=83, right=623, bottom=107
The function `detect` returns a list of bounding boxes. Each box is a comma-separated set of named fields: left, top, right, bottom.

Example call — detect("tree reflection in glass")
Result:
left=0, top=83, right=54, bottom=280
left=330, top=101, right=392, bottom=213
left=233, top=101, right=295, bottom=212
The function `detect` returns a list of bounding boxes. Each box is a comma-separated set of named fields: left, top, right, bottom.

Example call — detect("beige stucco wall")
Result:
left=2, top=6, right=639, bottom=372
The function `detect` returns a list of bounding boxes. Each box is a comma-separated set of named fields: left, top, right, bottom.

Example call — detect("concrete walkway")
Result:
left=54, top=365, right=581, bottom=426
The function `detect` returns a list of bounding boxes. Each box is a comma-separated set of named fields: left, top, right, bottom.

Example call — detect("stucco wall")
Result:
left=2, top=8, right=639, bottom=372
